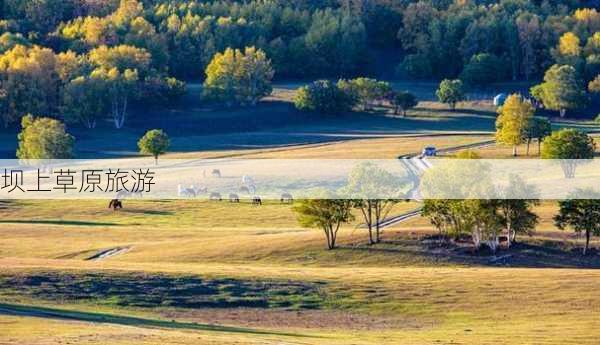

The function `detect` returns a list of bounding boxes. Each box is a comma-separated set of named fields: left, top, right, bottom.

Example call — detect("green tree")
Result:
left=337, top=78, right=391, bottom=111
left=343, top=162, right=405, bottom=244
left=138, top=129, right=170, bottom=165
left=525, top=117, right=552, bottom=155
left=91, top=67, right=139, bottom=129
left=495, top=94, right=535, bottom=156
left=555, top=190, right=600, bottom=255
left=293, top=199, right=353, bottom=250
left=203, top=47, right=274, bottom=106
left=61, top=75, right=106, bottom=129
left=294, top=80, right=355, bottom=114
left=436, top=79, right=465, bottom=111
left=16, top=115, right=74, bottom=159
left=541, top=129, right=595, bottom=178
left=460, top=53, right=505, bottom=86
left=390, top=91, right=417, bottom=116
left=497, top=175, right=539, bottom=248
left=530, top=65, right=587, bottom=117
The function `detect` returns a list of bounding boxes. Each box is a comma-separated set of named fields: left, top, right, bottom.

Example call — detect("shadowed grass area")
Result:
left=0, top=303, right=312, bottom=338
left=0, top=220, right=121, bottom=227
left=0, top=271, right=326, bottom=310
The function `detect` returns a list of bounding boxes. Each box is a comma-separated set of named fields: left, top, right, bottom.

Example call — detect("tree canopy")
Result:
left=138, top=128, right=170, bottom=164
left=203, top=47, right=274, bottom=106
left=16, top=115, right=74, bottom=159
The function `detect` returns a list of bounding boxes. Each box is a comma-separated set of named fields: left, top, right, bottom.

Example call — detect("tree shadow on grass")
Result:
left=0, top=220, right=120, bottom=227
left=0, top=303, right=315, bottom=338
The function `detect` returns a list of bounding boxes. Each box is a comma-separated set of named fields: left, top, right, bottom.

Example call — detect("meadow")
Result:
left=2, top=83, right=600, bottom=345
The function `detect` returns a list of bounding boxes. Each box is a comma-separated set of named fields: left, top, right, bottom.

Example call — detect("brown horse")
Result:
left=108, top=199, right=123, bottom=211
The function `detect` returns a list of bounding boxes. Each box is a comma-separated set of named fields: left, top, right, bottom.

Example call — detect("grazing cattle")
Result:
left=108, top=199, right=123, bottom=211
left=210, top=192, right=222, bottom=201
left=212, top=169, right=221, bottom=178
left=252, top=196, right=262, bottom=206
left=280, top=193, right=293, bottom=204
left=229, top=193, right=240, bottom=203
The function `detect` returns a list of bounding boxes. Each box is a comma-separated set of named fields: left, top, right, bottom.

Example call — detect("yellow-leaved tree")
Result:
left=203, top=47, right=274, bottom=107
left=495, top=94, right=534, bottom=156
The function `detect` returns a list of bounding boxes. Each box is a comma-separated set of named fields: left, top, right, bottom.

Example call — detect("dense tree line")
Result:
left=2, top=0, right=598, bottom=82
left=0, top=0, right=599, bottom=129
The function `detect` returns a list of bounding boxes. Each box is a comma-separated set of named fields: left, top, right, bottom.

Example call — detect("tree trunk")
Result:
left=526, top=138, right=531, bottom=156
left=154, top=155, right=159, bottom=166
left=512, top=145, right=517, bottom=157
left=538, top=139, right=542, bottom=156
left=584, top=230, right=590, bottom=255
left=506, top=219, right=512, bottom=249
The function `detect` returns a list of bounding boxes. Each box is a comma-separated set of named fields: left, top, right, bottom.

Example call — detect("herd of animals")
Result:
left=109, top=169, right=294, bottom=210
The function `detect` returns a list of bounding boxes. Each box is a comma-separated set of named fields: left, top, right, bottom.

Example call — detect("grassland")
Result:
left=2, top=84, right=600, bottom=344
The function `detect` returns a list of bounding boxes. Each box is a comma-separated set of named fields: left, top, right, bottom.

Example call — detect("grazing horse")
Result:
left=252, top=196, right=262, bottom=206
left=108, top=199, right=123, bottom=211
left=229, top=193, right=240, bottom=203
left=211, top=169, right=222, bottom=178
left=210, top=192, right=222, bottom=201
left=280, top=193, right=294, bottom=204
left=178, top=185, right=196, bottom=198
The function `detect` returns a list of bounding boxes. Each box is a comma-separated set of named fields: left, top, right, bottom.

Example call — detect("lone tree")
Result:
left=294, top=80, right=355, bottom=114
left=294, top=199, right=353, bottom=250
left=343, top=162, right=405, bottom=244
left=436, top=79, right=465, bottom=110
left=555, top=190, right=600, bottom=255
left=525, top=117, right=552, bottom=155
left=541, top=128, right=595, bottom=178
left=495, top=94, right=535, bottom=156
left=203, top=47, right=274, bottom=106
left=530, top=64, right=587, bottom=117
left=17, top=115, right=74, bottom=159
left=138, top=129, right=170, bottom=164
left=390, top=91, right=418, bottom=116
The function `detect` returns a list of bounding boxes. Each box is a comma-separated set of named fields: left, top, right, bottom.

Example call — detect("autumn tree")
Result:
left=138, top=129, right=170, bottom=165
left=0, top=45, right=60, bottom=127
left=531, top=65, right=587, bottom=117
left=436, top=79, right=465, bottom=111
left=16, top=115, right=74, bottom=159
left=294, top=199, right=354, bottom=250
left=495, top=94, right=535, bottom=156
left=203, top=47, right=274, bottom=106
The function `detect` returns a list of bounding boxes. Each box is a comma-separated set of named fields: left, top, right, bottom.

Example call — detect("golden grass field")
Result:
left=2, top=134, right=600, bottom=345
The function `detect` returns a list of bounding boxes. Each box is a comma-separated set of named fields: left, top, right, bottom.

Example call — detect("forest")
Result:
left=0, top=0, right=599, bottom=130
